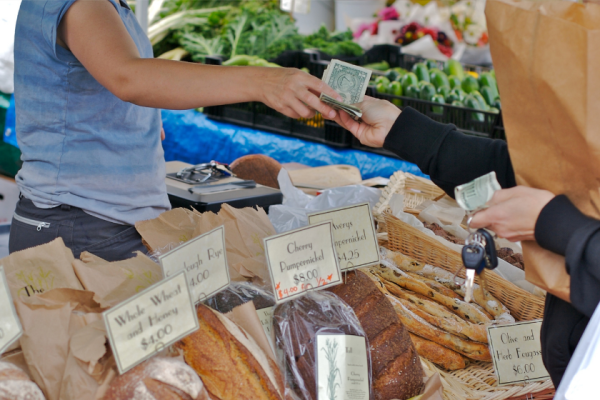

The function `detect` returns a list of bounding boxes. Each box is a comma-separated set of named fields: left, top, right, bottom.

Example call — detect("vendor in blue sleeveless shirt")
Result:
left=9, top=0, right=341, bottom=261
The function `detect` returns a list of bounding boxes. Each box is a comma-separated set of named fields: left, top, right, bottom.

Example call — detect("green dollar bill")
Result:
left=455, top=171, right=501, bottom=212
left=322, top=60, right=371, bottom=105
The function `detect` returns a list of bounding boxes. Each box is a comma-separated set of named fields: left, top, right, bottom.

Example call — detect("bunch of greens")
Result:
left=303, top=25, right=363, bottom=57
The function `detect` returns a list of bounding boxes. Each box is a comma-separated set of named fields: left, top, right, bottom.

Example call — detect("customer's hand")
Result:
left=333, top=96, right=400, bottom=147
left=260, top=68, right=343, bottom=120
left=470, top=186, right=555, bottom=242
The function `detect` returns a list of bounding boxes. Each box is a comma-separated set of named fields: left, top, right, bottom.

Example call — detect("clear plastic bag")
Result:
left=205, top=281, right=276, bottom=314
left=273, top=291, right=372, bottom=400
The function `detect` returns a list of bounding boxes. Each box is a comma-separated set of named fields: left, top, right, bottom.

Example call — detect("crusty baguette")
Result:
left=376, top=265, right=491, bottom=324
left=388, top=287, right=489, bottom=343
left=387, top=294, right=492, bottom=362
left=406, top=272, right=462, bottom=300
left=409, top=333, right=467, bottom=371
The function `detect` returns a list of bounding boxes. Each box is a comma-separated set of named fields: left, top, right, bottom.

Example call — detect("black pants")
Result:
left=541, top=293, right=590, bottom=387
left=9, top=197, right=147, bottom=261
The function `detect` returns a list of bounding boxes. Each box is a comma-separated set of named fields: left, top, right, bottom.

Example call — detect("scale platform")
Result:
left=165, top=161, right=283, bottom=212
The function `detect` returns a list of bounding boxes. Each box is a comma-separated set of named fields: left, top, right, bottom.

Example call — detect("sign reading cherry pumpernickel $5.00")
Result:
left=263, top=221, right=342, bottom=303
left=103, top=271, right=199, bottom=374
left=158, top=225, right=230, bottom=304
left=307, top=202, right=379, bottom=272
left=487, top=320, right=549, bottom=386
left=0, top=266, right=22, bottom=354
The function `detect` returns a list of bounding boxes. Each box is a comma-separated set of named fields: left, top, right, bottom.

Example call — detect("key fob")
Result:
left=461, top=243, right=486, bottom=274
left=477, top=229, right=498, bottom=270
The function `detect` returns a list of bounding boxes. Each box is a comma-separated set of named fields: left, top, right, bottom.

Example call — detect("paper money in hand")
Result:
left=321, top=59, right=372, bottom=119
left=455, top=171, right=501, bottom=212
left=319, top=93, right=362, bottom=121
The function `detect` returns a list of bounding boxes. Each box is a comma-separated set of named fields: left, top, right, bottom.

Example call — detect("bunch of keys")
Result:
left=459, top=222, right=498, bottom=303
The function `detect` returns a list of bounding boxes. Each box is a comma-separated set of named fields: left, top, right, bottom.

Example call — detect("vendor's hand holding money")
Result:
left=470, top=186, right=554, bottom=242
left=334, top=96, right=400, bottom=148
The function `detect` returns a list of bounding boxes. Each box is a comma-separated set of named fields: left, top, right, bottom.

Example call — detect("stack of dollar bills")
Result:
left=320, top=60, right=372, bottom=121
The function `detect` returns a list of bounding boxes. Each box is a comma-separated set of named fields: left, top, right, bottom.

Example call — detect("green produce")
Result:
left=480, top=86, right=499, bottom=107
left=488, top=107, right=500, bottom=114
left=222, top=54, right=258, bottom=66
left=364, top=61, right=390, bottom=71
left=431, top=94, right=445, bottom=114
left=471, top=90, right=489, bottom=110
left=304, top=25, right=363, bottom=56
left=419, top=82, right=437, bottom=101
left=430, top=70, right=450, bottom=89
left=445, top=92, right=461, bottom=104
left=412, top=63, right=430, bottom=83
left=405, top=84, right=421, bottom=99
left=374, top=76, right=391, bottom=86
left=464, top=94, right=485, bottom=121
left=444, top=59, right=465, bottom=80
left=425, top=59, right=439, bottom=70
left=479, top=72, right=497, bottom=90
left=386, top=68, right=406, bottom=82
left=461, top=75, right=480, bottom=94
left=449, top=88, right=466, bottom=102
left=448, top=76, right=462, bottom=89
left=451, top=100, right=464, bottom=107
left=437, top=86, right=451, bottom=99
left=401, top=73, right=419, bottom=91
left=389, top=81, right=403, bottom=107
left=493, top=99, right=501, bottom=110
left=376, top=82, right=388, bottom=94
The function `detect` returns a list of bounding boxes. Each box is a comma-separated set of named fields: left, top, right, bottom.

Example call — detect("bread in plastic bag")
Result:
left=273, top=290, right=372, bottom=400
left=205, top=281, right=275, bottom=314
left=0, top=361, right=45, bottom=400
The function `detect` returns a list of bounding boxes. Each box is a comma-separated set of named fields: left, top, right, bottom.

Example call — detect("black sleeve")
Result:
left=535, top=195, right=600, bottom=317
left=382, top=107, right=517, bottom=195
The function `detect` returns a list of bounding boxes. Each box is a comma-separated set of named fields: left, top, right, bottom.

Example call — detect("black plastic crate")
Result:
left=398, top=53, right=492, bottom=75
left=371, top=87, right=503, bottom=138
left=306, top=44, right=403, bottom=78
left=202, top=54, right=352, bottom=147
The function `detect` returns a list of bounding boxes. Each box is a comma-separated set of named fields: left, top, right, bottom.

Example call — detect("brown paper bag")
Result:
left=485, top=0, right=600, bottom=301
left=135, top=207, right=200, bottom=252
left=14, top=288, right=108, bottom=400
left=0, top=237, right=83, bottom=302
left=72, top=251, right=162, bottom=306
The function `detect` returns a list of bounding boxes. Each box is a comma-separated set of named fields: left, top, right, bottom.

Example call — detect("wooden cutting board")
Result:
left=288, top=165, right=362, bottom=190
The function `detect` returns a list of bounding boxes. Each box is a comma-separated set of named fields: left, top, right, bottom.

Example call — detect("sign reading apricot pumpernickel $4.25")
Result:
left=103, top=271, right=199, bottom=374
left=264, top=221, right=342, bottom=303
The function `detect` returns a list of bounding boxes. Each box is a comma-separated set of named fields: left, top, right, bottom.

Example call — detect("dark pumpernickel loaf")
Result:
left=230, top=155, right=282, bottom=189
left=327, top=270, right=424, bottom=400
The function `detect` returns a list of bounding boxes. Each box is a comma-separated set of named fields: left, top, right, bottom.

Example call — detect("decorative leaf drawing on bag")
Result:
left=321, top=338, right=342, bottom=400
left=121, top=268, right=160, bottom=293
left=15, top=267, right=55, bottom=298
left=251, top=232, right=265, bottom=255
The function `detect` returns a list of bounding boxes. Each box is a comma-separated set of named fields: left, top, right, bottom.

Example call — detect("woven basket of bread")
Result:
left=374, top=171, right=446, bottom=223
left=383, top=212, right=554, bottom=400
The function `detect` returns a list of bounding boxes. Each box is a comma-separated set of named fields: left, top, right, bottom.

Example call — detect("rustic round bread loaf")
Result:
left=327, top=270, right=424, bottom=400
left=0, top=361, right=45, bottom=400
left=103, top=357, right=208, bottom=400
left=230, top=154, right=282, bottom=189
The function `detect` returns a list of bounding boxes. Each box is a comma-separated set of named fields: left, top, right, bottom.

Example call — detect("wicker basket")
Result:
left=383, top=212, right=554, bottom=399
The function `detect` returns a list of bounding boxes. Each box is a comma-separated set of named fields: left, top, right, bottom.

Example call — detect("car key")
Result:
left=477, top=229, right=498, bottom=270
left=461, top=242, right=485, bottom=303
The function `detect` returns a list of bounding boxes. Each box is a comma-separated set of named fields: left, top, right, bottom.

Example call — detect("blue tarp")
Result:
left=2, top=94, right=17, bottom=148
left=161, top=110, right=427, bottom=180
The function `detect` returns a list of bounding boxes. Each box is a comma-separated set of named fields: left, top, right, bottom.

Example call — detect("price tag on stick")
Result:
left=308, top=202, right=379, bottom=271
left=103, top=271, right=199, bottom=374
left=487, top=320, right=550, bottom=386
left=0, top=266, right=22, bottom=354
left=264, top=221, right=342, bottom=303
left=159, top=225, right=230, bottom=304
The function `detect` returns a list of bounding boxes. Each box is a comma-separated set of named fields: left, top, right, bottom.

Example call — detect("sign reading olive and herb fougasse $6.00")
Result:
left=103, top=271, right=199, bottom=374
left=487, top=320, right=549, bottom=386
left=307, top=202, right=379, bottom=271
left=0, top=266, right=22, bottom=354
left=264, top=221, right=342, bottom=303
left=159, top=225, right=230, bottom=304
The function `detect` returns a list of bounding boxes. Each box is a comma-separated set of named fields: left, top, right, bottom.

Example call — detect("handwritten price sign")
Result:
left=264, top=221, right=342, bottom=303
left=103, top=271, right=199, bottom=374
left=308, top=202, right=379, bottom=271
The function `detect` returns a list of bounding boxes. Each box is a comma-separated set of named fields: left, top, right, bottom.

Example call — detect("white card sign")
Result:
left=0, top=266, right=22, bottom=354
left=159, top=225, right=230, bottom=304
left=487, top=320, right=550, bottom=386
left=264, top=221, right=342, bottom=303
left=104, top=271, right=199, bottom=374
left=308, top=202, right=379, bottom=271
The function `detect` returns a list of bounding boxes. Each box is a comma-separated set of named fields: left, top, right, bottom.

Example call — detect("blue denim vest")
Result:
left=14, top=0, right=170, bottom=225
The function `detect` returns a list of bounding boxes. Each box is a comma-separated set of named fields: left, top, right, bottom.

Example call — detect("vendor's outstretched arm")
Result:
left=57, top=0, right=341, bottom=119
left=335, top=97, right=516, bottom=195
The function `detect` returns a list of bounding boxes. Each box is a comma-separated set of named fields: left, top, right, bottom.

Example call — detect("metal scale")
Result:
left=165, top=161, right=283, bottom=212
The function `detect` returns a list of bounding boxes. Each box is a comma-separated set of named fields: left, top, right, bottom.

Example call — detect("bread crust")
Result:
left=408, top=334, right=467, bottom=371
